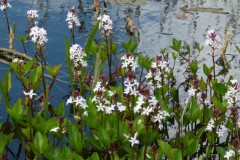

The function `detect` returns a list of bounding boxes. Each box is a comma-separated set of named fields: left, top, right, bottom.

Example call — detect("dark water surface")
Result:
left=1, top=0, right=240, bottom=120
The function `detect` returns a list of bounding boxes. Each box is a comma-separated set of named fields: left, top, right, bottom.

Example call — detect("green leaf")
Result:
left=212, top=97, right=225, bottom=112
left=0, top=74, right=11, bottom=108
left=33, top=131, right=48, bottom=154
left=212, top=83, right=227, bottom=95
left=32, top=113, right=48, bottom=134
left=92, top=51, right=102, bottom=88
left=85, top=21, right=99, bottom=54
left=172, top=52, right=178, bottom=61
left=98, top=127, right=111, bottom=148
left=53, top=102, right=66, bottom=117
left=65, top=37, right=74, bottom=92
left=190, top=60, right=198, bottom=74
left=158, top=140, right=172, bottom=158
left=2, top=71, right=11, bottom=93
left=7, top=99, right=23, bottom=122
left=199, top=77, right=207, bottom=90
left=236, top=45, right=240, bottom=53
left=65, top=125, right=83, bottom=153
left=196, top=43, right=203, bottom=52
left=0, top=133, right=14, bottom=155
left=45, top=64, right=62, bottom=77
left=189, top=97, right=201, bottom=122
left=29, top=65, right=42, bottom=90
left=186, top=43, right=190, bottom=54
left=121, top=38, right=138, bottom=53
left=170, top=38, right=182, bottom=53
left=90, top=152, right=100, bottom=160
left=173, top=149, right=183, bottom=160
left=216, top=147, right=226, bottom=158
left=24, top=59, right=36, bottom=75
left=43, top=146, right=60, bottom=160
left=203, top=63, right=213, bottom=76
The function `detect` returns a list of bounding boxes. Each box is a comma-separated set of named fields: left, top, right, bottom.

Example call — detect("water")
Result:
left=1, top=0, right=240, bottom=116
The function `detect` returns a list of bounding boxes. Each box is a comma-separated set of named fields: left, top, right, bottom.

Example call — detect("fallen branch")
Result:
left=0, top=47, right=32, bottom=61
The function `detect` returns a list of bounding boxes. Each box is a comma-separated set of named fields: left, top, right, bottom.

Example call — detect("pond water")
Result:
left=1, top=0, right=240, bottom=114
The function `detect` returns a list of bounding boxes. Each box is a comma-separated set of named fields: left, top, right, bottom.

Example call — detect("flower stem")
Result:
left=4, top=10, right=10, bottom=35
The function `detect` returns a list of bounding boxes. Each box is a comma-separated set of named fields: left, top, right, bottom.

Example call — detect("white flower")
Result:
left=216, top=125, right=227, bottom=138
left=29, top=26, right=48, bottom=46
left=141, top=106, right=153, bottom=116
left=66, top=95, right=88, bottom=109
left=96, top=103, right=106, bottom=112
left=97, top=14, right=113, bottom=36
left=108, top=90, right=114, bottom=97
left=66, top=6, right=80, bottom=29
left=93, top=81, right=105, bottom=93
left=105, top=105, right=115, bottom=114
left=124, top=78, right=139, bottom=96
left=205, top=29, right=221, bottom=49
left=134, top=94, right=144, bottom=113
left=230, top=79, right=238, bottom=85
left=188, top=87, right=196, bottom=97
left=66, top=96, right=74, bottom=105
left=69, top=44, right=87, bottom=67
left=206, top=118, right=215, bottom=131
left=50, top=127, right=59, bottom=132
left=23, top=89, right=37, bottom=99
left=149, top=96, right=158, bottom=107
left=153, top=110, right=170, bottom=123
left=12, top=58, right=24, bottom=63
left=224, top=149, right=235, bottom=160
left=117, top=102, right=126, bottom=112
left=83, top=111, right=88, bottom=117
left=0, top=1, right=11, bottom=11
left=129, top=132, right=139, bottom=147
left=121, top=54, right=138, bottom=71
left=27, top=10, right=39, bottom=19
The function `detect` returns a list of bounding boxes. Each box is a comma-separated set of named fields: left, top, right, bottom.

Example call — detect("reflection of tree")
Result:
left=36, top=0, right=50, bottom=24
left=78, top=0, right=84, bottom=14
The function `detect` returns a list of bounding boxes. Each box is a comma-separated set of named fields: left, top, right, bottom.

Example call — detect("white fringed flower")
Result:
left=66, top=6, right=80, bottom=29
left=27, top=10, right=39, bottom=25
left=29, top=26, right=48, bottom=46
left=205, top=29, right=221, bottom=49
left=0, top=0, right=11, bottom=11
left=27, top=10, right=39, bottom=19
left=97, top=14, right=113, bottom=36
left=69, top=44, right=87, bottom=67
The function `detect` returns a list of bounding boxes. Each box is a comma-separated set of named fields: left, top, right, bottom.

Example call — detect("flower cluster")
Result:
left=69, top=44, right=87, bottom=67
left=27, top=10, right=39, bottom=25
left=121, top=53, right=138, bottom=72
left=92, top=81, right=126, bottom=114
left=29, top=26, right=48, bottom=46
left=124, top=76, right=139, bottom=96
left=0, top=0, right=11, bottom=11
left=205, top=29, right=221, bottom=49
left=216, top=125, right=227, bottom=138
left=97, top=14, right=113, bottom=36
left=66, top=95, right=88, bottom=109
left=225, top=79, right=240, bottom=107
left=66, top=6, right=80, bottom=30
left=93, top=81, right=112, bottom=113
left=145, top=55, right=170, bottom=91
left=224, top=149, right=235, bottom=160
left=12, top=58, right=24, bottom=64
left=205, top=118, right=215, bottom=132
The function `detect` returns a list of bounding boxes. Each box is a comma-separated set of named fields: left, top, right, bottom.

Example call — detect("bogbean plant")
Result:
left=0, top=1, right=240, bottom=160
